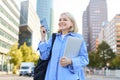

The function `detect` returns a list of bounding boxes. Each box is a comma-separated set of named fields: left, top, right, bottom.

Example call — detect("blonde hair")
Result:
left=58, top=12, right=78, bottom=33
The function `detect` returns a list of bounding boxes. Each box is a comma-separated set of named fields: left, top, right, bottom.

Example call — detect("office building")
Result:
left=96, top=21, right=107, bottom=48
left=82, top=0, right=108, bottom=51
left=0, top=0, right=20, bottom=71
left=36, top=0, right=53, bottom=37
left=82, top=10, right=89, bottom=51
left=104, top=14, right=120, bottom=54
left=19, top=0, right=40, bottom=51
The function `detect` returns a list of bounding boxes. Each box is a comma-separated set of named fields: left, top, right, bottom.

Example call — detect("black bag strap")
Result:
left=48, top=33, right=56, bottom=60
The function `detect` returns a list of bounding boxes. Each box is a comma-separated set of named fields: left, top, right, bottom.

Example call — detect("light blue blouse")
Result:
left=38, top=32, right=89, bottom=80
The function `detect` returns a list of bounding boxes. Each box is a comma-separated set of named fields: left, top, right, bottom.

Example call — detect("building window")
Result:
left=0, top=17, right=18, bottom=35
left=0, top=40, right=11, bottom=49
left=0, top=29, right=17, bottom=42
left=117, top=45, right=120, bottom=47
left=0, top=5, right=19, bottom=27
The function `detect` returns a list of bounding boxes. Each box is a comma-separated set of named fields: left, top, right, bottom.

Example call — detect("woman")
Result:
left=38, top=12, right=89, bottom=80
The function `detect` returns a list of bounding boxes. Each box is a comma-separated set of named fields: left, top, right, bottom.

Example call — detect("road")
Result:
left=0, top=74, right=33, bottom=80
left=0, top=74, right=120, bottom=80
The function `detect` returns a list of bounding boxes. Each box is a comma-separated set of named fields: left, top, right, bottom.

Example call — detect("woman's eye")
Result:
left=59, top=18, right=68, bottom=21
left=63, top=18, right=67, bottom=21
left=59, top=19, right=61, bottom=21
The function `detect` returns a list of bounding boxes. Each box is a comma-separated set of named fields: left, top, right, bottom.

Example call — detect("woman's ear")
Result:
left=69, top=26, right=74, bottom=32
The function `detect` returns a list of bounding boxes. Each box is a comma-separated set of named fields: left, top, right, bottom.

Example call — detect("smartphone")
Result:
left=40, top=18, right=49, bottom=32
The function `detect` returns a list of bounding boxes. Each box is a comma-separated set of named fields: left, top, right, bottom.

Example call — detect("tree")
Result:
left=96, top=41, right=115, bottom=67
left=20, top=42, right=32, bottom=62
left=7, top=42, right=39, bottom=74
left=30, top=47, right=39, bottom=65
left=110, top=55, right=120, bottom=68
left=7, top=43, right=23, bottom=74
left=20, top=42, right=39, bottom=64
left=88, top=51, right=101, bottom=68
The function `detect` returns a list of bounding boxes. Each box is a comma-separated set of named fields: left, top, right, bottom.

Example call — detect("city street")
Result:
left=0, top=0, right=120, bottom=80
left=0, top=74, right=120, bottom=80
left=0, top=74, right=33, bottom=80
left=86, top=75, right=120, bottom=80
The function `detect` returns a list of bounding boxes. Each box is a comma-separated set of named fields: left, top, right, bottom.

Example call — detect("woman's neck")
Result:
left=62, top=30, right=69, bottom=35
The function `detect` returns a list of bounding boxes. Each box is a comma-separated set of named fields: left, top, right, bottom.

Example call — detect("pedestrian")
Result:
left=38, top=12, right=89, bottom=80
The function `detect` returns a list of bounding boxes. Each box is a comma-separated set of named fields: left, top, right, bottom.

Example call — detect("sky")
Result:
left=19, top=0, right=120, bottom=34
left=107, top=0, right=120, bottom=20
left=53, top=0, right=120, bottom=33
left=53, top=0, right=89, bottom=33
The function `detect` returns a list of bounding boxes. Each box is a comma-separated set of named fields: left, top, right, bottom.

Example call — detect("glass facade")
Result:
left=0, top=0, right=20, bottom=71
left=20, top=1, right=28, bottom=25
left=0, top=6, right=18, bottom=26
left=19, top=0, right=41, bottom=51
left=36, top=0, right=53, bottom=37
left=19, top=30, right=32, bottom=47
left=19, top=1, right=32, bottom=47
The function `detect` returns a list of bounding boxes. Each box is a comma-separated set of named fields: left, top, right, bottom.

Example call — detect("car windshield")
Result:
left=32, top=67, right=34, bottom=70
left=21, top=66, right=29, bottom=69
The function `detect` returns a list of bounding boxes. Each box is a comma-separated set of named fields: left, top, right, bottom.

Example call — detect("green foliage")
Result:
left=7, top=43, right=23, bottom=67
left=20, top=42, right=32, bottom=62
left=88, top=41, right=115, bottom=68
left=96, top=41, right=115, bottom=67
left=20, top=42, right=39, bottom=63
left=88, top=51, right=101, bottom=68
left=110, top=55, right=120, bottom=68
left=7, top=42, right=39, bottom=73
left=30, top=47, right=39, bottom=65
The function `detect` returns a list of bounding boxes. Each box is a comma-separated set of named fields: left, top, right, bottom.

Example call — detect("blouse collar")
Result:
left=56, top=32, right=75, bottom=36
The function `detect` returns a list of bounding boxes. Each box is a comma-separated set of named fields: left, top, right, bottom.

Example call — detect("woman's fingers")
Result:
left=40, top=26, right=46, bottom=41
left=60, top=57, right=70, bottom=67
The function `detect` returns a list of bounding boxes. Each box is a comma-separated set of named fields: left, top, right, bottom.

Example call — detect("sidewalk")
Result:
left=0, top=71, right=12, bottom=75
left=86, top=74, right=120, bottom=79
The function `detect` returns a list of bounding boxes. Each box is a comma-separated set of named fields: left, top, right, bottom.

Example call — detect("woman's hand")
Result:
left=60, top=56, right=72, bottom=67
left=40, top=26, right=46, bottom=41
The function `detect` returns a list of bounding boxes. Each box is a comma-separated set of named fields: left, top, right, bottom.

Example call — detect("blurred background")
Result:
left=0, top=0, right=120, bottom=80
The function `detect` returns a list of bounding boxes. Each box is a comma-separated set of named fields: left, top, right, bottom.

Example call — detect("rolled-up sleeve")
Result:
left=68, top=41, right=89, bottom=73
left=37, top=37, right=52, bottom=60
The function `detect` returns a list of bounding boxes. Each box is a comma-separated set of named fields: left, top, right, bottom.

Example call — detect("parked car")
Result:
left=19, top=62, right=34, bottom=76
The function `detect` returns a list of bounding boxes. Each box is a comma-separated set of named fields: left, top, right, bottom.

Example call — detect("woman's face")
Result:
left=58, top=14, right=73, bottom=31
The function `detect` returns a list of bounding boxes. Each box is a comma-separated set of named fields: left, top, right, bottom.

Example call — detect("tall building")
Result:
left=82, top=10, right=89, bottom=51
left=0, top=0, right=20, bottom=71
left=95, top=21, right=107, bottom=51
left=82, top=0, right=108, bottom=51
left=104, top=14, right=120, bottom=54
left=19, top=0, right=40, bottom=51
left=36, top=0, right=53, bottom=37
